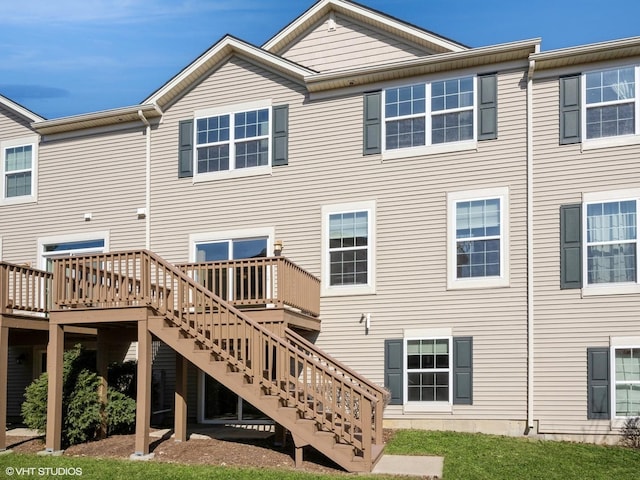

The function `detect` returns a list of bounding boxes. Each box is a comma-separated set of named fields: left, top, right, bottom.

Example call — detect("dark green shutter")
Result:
left=178, top=119, right=194, bottom=178
left=560, top=204, right=582, bottom=289
left=453, top=337, right=473, bottom=405
left=384, top=339, right=403, bottom=405
left=478, top=74, right=497, bottom=140
left=363, top=91, right=382, bottom=155
left=560, top=75, right=581, bottom=144
left=272, top=105, right=289, bottom=166
left=587, top=347, right=610, bottom=419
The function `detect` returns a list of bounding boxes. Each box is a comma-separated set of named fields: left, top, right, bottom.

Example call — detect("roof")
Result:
left=0, top=94, right=45, bottom=123
left=263, top=0, right=468, bottom=55
left=531, top=36, right=640, bottom=71
left=143, top=35, right=315, bottom=110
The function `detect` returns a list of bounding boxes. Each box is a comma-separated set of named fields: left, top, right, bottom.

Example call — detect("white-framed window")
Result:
left=584, top=66, right=638, bottom=140
left=406, top=337, right=452, bottom=403
left=383, top=75, right=476, bottom=155
left=582, top=190, right=640, bottom=295
left=38, top=233, right=108, bottom=270
left=447, top=187, right=509, bottom=289
left=612, top=344, right=640, bottom=418
left=1, top=136, right=38, bottom=204
left=194, top=101, right=271, bottom=181
left=321, top=201, right=376, bottom=296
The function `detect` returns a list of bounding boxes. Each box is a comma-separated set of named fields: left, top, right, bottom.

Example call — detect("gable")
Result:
left=0, top=103, right=37, bottom=139
left=280, top=12, right=432, bottom=72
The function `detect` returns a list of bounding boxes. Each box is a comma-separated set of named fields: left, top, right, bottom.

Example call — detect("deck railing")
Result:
left=0, top=262, right=51, bottom=315
left=177, top=257, right=320, bottom=317
left=51, top=250, right=381, bottom=466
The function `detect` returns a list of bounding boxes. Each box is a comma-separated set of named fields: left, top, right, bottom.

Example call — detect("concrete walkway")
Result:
left=373, top=454, right=444, bottom=478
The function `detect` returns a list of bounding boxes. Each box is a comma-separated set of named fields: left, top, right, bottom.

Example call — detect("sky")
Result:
left=1, top=0, right=639, bottom=120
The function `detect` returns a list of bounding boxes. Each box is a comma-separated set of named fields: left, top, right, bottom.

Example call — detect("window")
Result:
left=38, top=233, right=108, bottom=270
left=1, top=137, right=37, bottom=204
left=321, top=201, right=376, bottom=296
left=586, top=199, right=637, bottom=284
left=196, top=107, right=270, bottom=174
left=406, top=338, right=451, bottom=403
left=614, top=347, right=640, bottom=417
left=585, top=67, right=636, bottom=139
left=448, top=188, right=509, bottom=289
left=383, top=76, right=475, bottom=152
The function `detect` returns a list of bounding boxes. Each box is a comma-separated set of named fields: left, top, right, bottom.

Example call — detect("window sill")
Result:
left=447, top=276, right=509, bottom=290
left=403, top=402, right=452, bottom=414
left=0, top=196, right=37, bottom=206
left=581, top=283, right=640, bottom=297
left=321, top=283, right=376, bottom=297
left=193, top=165, right=272, bottom=183
left=382, top=140, right=477, bottom=161
left=581, top=135, right=640, bottom=151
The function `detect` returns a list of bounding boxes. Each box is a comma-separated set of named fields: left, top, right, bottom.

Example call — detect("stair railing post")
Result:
left=361, top=396, right=373, bottom=471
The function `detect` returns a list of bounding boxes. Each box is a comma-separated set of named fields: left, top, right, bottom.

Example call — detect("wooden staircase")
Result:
left=51, top=250, right=388, bottom=472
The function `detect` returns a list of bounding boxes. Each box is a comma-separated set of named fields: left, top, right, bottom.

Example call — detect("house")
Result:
left=1, top=0, right=639, bottom=471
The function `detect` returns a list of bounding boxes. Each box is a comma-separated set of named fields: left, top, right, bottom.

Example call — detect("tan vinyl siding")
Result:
left=533, top=68, right=640, bottom=434
left=280, top=13, right=430, bottom=72
left=150, top=57, right=530, bottom=421
left=0, top=127, right=147, bottom=264
left=0, top=105, right=34, bottom=138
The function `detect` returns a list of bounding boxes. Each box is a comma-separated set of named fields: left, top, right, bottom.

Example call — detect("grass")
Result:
left=385, top=430, right=640, bottom=480
left=0, top=431, right=638, bottom=479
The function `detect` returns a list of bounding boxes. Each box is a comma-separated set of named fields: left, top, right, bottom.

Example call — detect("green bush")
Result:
left=21, top=344, right=137, bottom=447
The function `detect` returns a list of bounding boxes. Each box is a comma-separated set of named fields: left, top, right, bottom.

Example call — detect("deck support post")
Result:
left=174, top=353, right=188, bottom=442
left=45, top=323, right=64, bottom=453
left=294, top=445, right=304, bottom=468
left=96, top=329, right=109, bottom=439
left=133, top=319, right=152, bottom=457
left=0, top=324, right=8, bottom=451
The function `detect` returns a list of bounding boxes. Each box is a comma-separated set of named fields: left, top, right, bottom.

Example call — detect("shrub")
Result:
left=621, top=416, right=640, bottom=449
left=21, top=344, right=137, bottom=447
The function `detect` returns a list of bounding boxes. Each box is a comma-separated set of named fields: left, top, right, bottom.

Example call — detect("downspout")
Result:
left=138, top=110, right=151, bottom=250
left=526, top=54, right=537, bottom=432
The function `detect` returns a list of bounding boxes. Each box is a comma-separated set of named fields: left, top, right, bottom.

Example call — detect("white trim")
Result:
left=609, top=341, right=640, bottom=420
left=192, top=103, right=273, bottom=182
left=188, top=227, right=275, bottom=261
left=381, top=75, right=478, bottom=157
left=581, top=189, right=640, bottom=295
left=321, top=200, right=376, bottom=297
left=447, top=187, right=510, bottom=290
left=402, top=333, right=453, bottom=411
left=0, top=94, right=44, bottom=123
left=37, top=231, right=110, bottom=270
left=1, top=135, right=39, bottom=205
left=581, top=64, right=639, bottom=146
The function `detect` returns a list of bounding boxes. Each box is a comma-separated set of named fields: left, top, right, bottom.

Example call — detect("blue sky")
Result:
left=1, top=0, right=638, bottom=120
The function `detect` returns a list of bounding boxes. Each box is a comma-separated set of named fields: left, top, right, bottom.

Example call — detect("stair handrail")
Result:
left=52, top=250, right=380, bottom=466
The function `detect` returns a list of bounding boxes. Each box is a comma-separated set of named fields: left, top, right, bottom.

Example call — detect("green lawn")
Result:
left=0, top=431, right=638, bottom=479
left=386, top=430, right=640, bottom=480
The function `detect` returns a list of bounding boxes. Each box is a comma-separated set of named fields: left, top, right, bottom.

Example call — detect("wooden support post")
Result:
left=134, top=319, right=152, bottom=456
left=174, top=352, right=187, bottom=442
left=45, top=323, right=64, bottom=452
left=96, top=329, right=109, bottom=439
left=0, top=325, right=8, bottom=451
left=295, top=445, right=304, bottom=468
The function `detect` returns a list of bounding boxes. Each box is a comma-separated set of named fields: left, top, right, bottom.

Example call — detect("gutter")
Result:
left=526, top=52, right=537, bottom=432
left=137, top=110, right=151, bottom=250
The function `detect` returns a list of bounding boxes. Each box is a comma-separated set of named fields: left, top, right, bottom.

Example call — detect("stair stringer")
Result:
left=147, top=316, right=380, bottom=473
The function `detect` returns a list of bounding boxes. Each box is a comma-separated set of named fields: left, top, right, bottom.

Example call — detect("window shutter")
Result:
left=453, top=336, right=473, bottom=405
left=363, top=91, right=382, bottom=155
left=478, top=74, right=497, bottom=140
left=272, top=105, right=289, bottom=166
left=384, top=339, right=403, bottom=405
left=560, top=204, right=582, bottom=289
left=560, top=75, right=581, bottom=144
left=587, top=347, right=610, bottom=419
left=178, top=119, right=194, bottom=178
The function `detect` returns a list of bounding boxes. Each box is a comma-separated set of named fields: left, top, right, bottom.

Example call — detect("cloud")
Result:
left=0, top=0, right=263, bottom=25
left=0, top=85, right=70, bottom=100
